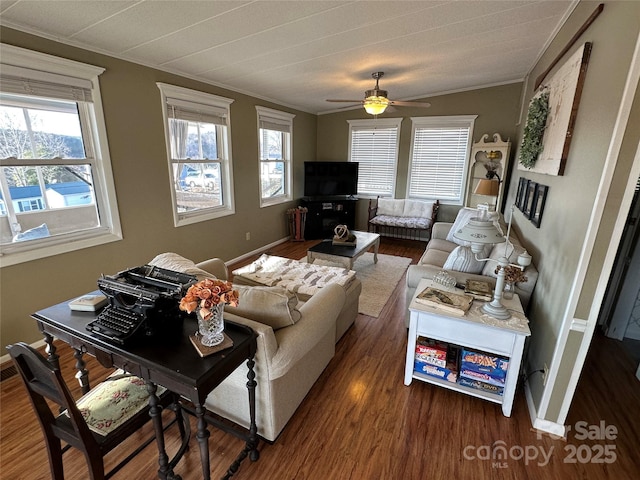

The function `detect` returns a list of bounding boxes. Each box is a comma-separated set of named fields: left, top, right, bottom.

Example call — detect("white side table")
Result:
left=404, top=279, right=531, bottom=417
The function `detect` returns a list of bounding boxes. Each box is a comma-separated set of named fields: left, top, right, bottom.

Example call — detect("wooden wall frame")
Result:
left=530, top=184, right=549, bottom=228
left=522, top=181, right=536, bottom=218
left=516, top=178, right=528, bottom=210
left=517, top=179, right=549, bottom=227
left=519, top=42, right=592, bottom=176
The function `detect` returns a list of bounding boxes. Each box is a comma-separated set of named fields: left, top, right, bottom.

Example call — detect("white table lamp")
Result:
left=453, top=206, right=529, bottom=320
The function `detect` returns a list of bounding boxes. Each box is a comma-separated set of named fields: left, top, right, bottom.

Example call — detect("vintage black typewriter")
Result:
left=86, top=265, right=197, bottom=345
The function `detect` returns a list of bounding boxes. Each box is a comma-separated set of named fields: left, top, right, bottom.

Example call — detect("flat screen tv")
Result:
left=304, top=161, right=358, bottom=197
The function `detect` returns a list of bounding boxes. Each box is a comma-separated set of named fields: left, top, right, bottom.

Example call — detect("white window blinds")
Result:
left=408, top=116, right=476, bottom=203
left=166, top=97, right=228, bottom=125
left=348, top=119, right=402, bottom=197
left=257, top=106, right=294, bottom=133
left=0, top=65, right=94, bottom=103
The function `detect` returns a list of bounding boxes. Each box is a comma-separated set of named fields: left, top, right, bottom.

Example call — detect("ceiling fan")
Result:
left=326, top=71, right=431, bottom=115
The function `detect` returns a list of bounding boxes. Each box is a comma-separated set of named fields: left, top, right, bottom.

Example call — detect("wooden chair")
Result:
left=7, top=342, right=187, bottom=479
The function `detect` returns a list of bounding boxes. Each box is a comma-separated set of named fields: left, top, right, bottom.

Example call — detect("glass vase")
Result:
left=197, top=303, right=225, bottom=347
left=503, top=281, right=515, bottom=300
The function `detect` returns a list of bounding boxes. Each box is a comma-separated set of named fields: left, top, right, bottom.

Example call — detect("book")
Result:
left=189, top=333, right=234, bottom=357
left=415, top=287, right=473, bottom=315
left=332, top=232, right=357, bottom=247
left=69, top=294, right=108, bottom=312
left=464, top=279, right=493, bottom=301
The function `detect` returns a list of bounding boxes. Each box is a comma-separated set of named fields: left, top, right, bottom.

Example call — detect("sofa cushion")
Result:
left=443, top=246, right=485, bottom=274
left=377, top=198, right=404, bottom=216
left=225, top=285, right=301, bottom=330
left=481, top=242, right=529, bottom=278
left=418, top=238, right=457, bottom=267
left=149, top=252, right=217, bottom=280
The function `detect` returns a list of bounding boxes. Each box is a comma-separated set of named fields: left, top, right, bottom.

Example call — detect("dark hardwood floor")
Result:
left=1, top=237, right=639, bottom=479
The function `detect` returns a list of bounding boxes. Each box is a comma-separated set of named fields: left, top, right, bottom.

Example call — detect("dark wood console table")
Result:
left=32, top=297, right=258, bottom=480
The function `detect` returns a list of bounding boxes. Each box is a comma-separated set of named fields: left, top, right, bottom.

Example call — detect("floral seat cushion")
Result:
left=369, top=214, right=432, bottom=230
left=64, top=370, right=165, bottom=436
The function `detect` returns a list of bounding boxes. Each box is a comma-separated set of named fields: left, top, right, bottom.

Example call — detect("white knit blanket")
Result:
left=232, top=254, right=356, bottom=296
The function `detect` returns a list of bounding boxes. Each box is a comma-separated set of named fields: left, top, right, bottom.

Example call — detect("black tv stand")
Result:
left=301, top=197, right=358, bottom=239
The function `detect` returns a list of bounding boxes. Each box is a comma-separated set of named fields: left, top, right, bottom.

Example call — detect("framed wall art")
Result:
left=530, top=184, right=549, bottom=228
left=518, top=42, right=592, bottom=176
left=516, top=178, right=528, bottom=210
left=522, top=181, right=537, bottom=218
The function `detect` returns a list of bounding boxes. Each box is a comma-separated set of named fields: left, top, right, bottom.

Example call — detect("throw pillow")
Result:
left=402, top=199, right=434, bottom=219
left=225, top=285, right=301, bottom=330
left=442, top=245, right=485, bottom=274
left=148, top=252, right=217, bottom=280
left=377, top=198, right=405, bottom=216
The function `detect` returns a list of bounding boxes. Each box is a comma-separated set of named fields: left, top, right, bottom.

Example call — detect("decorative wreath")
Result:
left=519, top=91, right=550, bottom=169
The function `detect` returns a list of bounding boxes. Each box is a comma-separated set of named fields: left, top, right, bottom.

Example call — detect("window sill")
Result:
left=0, top=229, right=122, bottom=268
left=260, top=195, right=291, bottom=208
left=175, top=205, right=235, bottom=227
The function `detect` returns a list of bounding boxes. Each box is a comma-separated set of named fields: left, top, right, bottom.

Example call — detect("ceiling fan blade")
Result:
left=388, top=100, right=431, bottom=108
left=326, top=99, right=365, bottom=103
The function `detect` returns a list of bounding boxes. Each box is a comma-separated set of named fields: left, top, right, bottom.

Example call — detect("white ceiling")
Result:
left=0, top=0, right=576, bottom=114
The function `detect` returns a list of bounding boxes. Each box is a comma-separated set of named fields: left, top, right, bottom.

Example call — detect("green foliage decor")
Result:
left=519, top=91, right=550, bottom=169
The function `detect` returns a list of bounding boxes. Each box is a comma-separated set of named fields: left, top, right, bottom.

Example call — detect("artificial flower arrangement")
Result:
left=179, top=278, right=239, bottom=320
left=495, top=265, right=528, bottom=284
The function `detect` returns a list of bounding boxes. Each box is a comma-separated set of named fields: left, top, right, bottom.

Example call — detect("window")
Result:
left=256, top=106, right=294, bottom=207
left=157, top=83, right=235, bottom=226
left=348, top=118, right=402, bottom=197
left=0, top=44, right=121, bottom=267
left=407, top=115, right=477, bottom=204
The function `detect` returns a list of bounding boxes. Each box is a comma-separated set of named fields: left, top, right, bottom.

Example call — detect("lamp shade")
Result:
left=453, top=218, right=506, bottom=245
left=363, top=96, right=389, bottom=115
left=474, top=179, right=500, bottom=196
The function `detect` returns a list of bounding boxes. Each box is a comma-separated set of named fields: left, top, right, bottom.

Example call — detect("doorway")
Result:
left=599, top=177, right=640, bottom=374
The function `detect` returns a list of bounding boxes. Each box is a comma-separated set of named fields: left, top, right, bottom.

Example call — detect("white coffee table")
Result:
left=307, top=230, right=380, bottom=270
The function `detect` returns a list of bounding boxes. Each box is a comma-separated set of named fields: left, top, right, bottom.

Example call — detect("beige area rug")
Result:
left=300, top=252, right=412, bottom=317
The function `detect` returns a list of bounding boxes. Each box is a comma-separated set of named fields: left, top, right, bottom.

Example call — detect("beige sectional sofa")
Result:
left=149, top=253, right=361, bottom=442
left=405, top=208, right=538, bottom=326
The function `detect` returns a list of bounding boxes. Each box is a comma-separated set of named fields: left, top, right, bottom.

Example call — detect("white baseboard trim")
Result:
left=524, top=380, right=567, bottom=438
left=1, top=337, right=47, bottom=368
left=225, top=237, right=290, bottom=267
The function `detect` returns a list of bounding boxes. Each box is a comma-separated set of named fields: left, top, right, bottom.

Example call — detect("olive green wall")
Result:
left=505, top=1, right=640, bottom=420
left=0, top=27, right=317, bottom=351
left=316, top=83, right=523, bottom=226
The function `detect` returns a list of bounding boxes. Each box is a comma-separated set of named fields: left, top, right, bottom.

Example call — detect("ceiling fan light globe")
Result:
left=363, top=95, right=389, bottom=115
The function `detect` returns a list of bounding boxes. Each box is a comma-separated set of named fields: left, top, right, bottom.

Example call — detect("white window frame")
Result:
left=256, top=106, right=294, bottom=207
left=347, top=118, right=402, bottom=198
left=0, top=44, right=122, bottom=268
left=157, top=83, right=235, bottom=227
left=407, top=115, right=477, bottom=205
